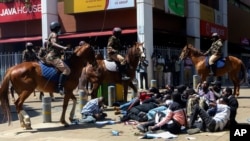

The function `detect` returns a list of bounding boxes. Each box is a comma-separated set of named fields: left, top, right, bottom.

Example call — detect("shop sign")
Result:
left=200, top=20, right=228, bottom=40
left=165, top=0, right=185, bottom=17
left=200, top=4, right=214, bottom=23
left=0, top=0, right=41, bottom=23
left=65, top=0, right=134, bottom=14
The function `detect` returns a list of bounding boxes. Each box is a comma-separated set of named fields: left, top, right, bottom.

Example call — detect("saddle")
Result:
left=104, top=59, right=120, bottom=72
left=205, top=56, right=226, bottom=68
left=39, top=61, right=60, bottom=82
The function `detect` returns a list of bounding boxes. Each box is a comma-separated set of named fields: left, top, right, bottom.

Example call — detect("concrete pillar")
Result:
left=137, top=0, right=153, bottom=86
left=187, top=0, right=201, bottom=49
left=41, top=0, right=58, bottom=45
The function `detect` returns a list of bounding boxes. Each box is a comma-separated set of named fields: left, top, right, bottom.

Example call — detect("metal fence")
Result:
left=0, top=47, right=182, bottom=82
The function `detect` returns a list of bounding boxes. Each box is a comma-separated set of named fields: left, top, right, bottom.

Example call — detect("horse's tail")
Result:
left=0, top=68, right=12, bottom=125
left=240, top=61, right=247, bottom=85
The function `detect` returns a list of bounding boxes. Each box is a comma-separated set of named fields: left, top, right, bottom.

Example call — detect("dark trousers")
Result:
left=190, top=104, right=216, bottom=132
left=173, top=71, right=180, bottom=86
left=140, top=72, right=148, bottom=89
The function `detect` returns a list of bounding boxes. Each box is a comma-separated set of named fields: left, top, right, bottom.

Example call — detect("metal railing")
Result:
left=0, top=47, right=181, bottom=82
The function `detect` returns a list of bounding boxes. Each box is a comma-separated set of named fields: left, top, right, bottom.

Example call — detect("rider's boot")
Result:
left=209, top=64, right=216, bottom=76
left=120, top=62, right=130, bottom=81
left=58, top=74, right=67, bottom=95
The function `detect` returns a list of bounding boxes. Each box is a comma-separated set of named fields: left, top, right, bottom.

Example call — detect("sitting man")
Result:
left=79, top=97, right=107, bottom=123
left=187, top=97, right=230, bottom=134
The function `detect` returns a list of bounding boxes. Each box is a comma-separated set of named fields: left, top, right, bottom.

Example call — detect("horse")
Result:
left=79, top=42, right=145, bottom=102
left=0, top=42, right=96, bottom=129
left=179, top=44, right=247, bottom=96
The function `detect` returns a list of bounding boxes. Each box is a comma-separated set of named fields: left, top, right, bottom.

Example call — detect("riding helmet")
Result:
left=25, top=42, right=33, bottom=48
left=212, top=32, right=219, bottom=38
left=50, top=21, right=61, bottom=32
left=113, top=27, right=122, bottom=36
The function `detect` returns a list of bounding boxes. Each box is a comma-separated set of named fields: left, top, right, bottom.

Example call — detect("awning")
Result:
left=0, top=29, right=137, bottom=44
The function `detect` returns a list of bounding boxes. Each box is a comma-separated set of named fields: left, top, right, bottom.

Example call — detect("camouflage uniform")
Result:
left=107, top=35, right=126, bottom=65
left=22, top=49, right=38, bottom=62
left=45, top=32, right=70, bottom=75
left=205, top=39, right=223, bottom=65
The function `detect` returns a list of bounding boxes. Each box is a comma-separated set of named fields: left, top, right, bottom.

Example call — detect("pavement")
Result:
left=0, top=87, right=250, bottom=141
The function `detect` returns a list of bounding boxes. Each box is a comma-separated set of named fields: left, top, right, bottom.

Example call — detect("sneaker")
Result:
left=187, top=128, right=201, bottom=135
left=122, top=75, right=130, bottom=80
left=136, top=124, right=147, bottom=133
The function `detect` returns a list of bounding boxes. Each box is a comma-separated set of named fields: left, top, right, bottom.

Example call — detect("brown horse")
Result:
left=79, top=42, right=145, bottom=102
left=0, top=42, right=96, bottom=129
left=179, top=44, right=247, bottom=96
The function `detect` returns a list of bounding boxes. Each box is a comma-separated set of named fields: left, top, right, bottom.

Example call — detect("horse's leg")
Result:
left=91, top=83, right=100, bottom=99
left=15, top=91, right=33, bottom=129
left=60, top=91, right=71, bottom=127
left=50, top=93, right=55, bottom=101
left=230, top=74, right=240, bottom=96
left=10, top=86, right=15, bottom=102
left=123, top=84, right=129, bottom=102
left=69, top=94, right=77, bottom=122
left=128, top=81, right=138, bottom=98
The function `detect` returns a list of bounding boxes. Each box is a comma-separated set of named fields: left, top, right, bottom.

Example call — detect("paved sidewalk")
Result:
left=0, top=87, right=250, bottom=141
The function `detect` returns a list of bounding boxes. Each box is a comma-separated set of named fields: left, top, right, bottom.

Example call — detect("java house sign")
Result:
left=0, top=0, right=41, bottom=23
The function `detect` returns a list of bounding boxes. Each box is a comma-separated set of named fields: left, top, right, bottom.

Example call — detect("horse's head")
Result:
left=75, top=42, right=96, bottom=66
left=179, top=44, right=194, bottom=60
left=133, top=42, right=145, bottom=58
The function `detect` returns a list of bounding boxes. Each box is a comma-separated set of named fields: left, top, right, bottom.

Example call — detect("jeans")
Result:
left=146, top=106, right=167, bottom=120
left=119, top=98, right=139, bottom=111
left=79, top=115, right=96, bottom=123
left=190, top=104, right=216, bottom=132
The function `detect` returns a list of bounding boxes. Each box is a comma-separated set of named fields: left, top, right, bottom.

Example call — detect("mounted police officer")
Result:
left=204, top=33, right=223, bottom=79
left=107, top=27, right=130, bottom=80
left=22, top=42, right=39, bottom=62
left=45, top=21, right=70, bottom=95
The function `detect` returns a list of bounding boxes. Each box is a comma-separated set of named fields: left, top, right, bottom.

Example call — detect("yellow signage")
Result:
left=200, top=4, right=214, bottom=23
left=65, top=0, right=134, bottom=14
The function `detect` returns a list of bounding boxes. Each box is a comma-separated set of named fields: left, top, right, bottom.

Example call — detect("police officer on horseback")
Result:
left=22, top=42, right=39, bottom=62
left=107, top=27, right=130, bottom=80
left=45, top=21, right=70, bottom=95
left=204, top=32, right=223, bottom=78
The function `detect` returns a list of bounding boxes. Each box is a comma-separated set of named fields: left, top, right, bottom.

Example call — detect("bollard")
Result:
left=150, top=80, right=157, bottom=88
left=108, top=86, right=116, bottom=107
left=42, top=96, right=51, bottom=123
left=193, top=75, right=200, bottom=89
left=79, top=90, right=88, bottom=113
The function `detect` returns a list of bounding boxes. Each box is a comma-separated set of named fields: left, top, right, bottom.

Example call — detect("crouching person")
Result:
left=79, top=97, right=107, bottom=123
left=187, top=97, right=230, bottom=134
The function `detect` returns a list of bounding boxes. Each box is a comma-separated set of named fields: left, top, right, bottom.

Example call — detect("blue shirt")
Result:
left=81, top=98, right=101, bottom=116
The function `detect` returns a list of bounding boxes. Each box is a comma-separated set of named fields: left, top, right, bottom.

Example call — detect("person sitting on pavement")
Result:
left=120, top=92, right=163, bottom=122
left=221, top=87, right=238, bottom=127
left=187, top=97, right=230, bottom=134
left=114, top=87, right=159, bottom=115
left=79, top=97, right=107, bottom=123
left=136, top=91, right=187, bottom=134
left=210, top=81, right=223, bottom=100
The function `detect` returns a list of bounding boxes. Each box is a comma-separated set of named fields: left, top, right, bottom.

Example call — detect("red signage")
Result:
left=0, top=0, right=41, bottom=23
left=200, top=20, right=228, bottom=40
